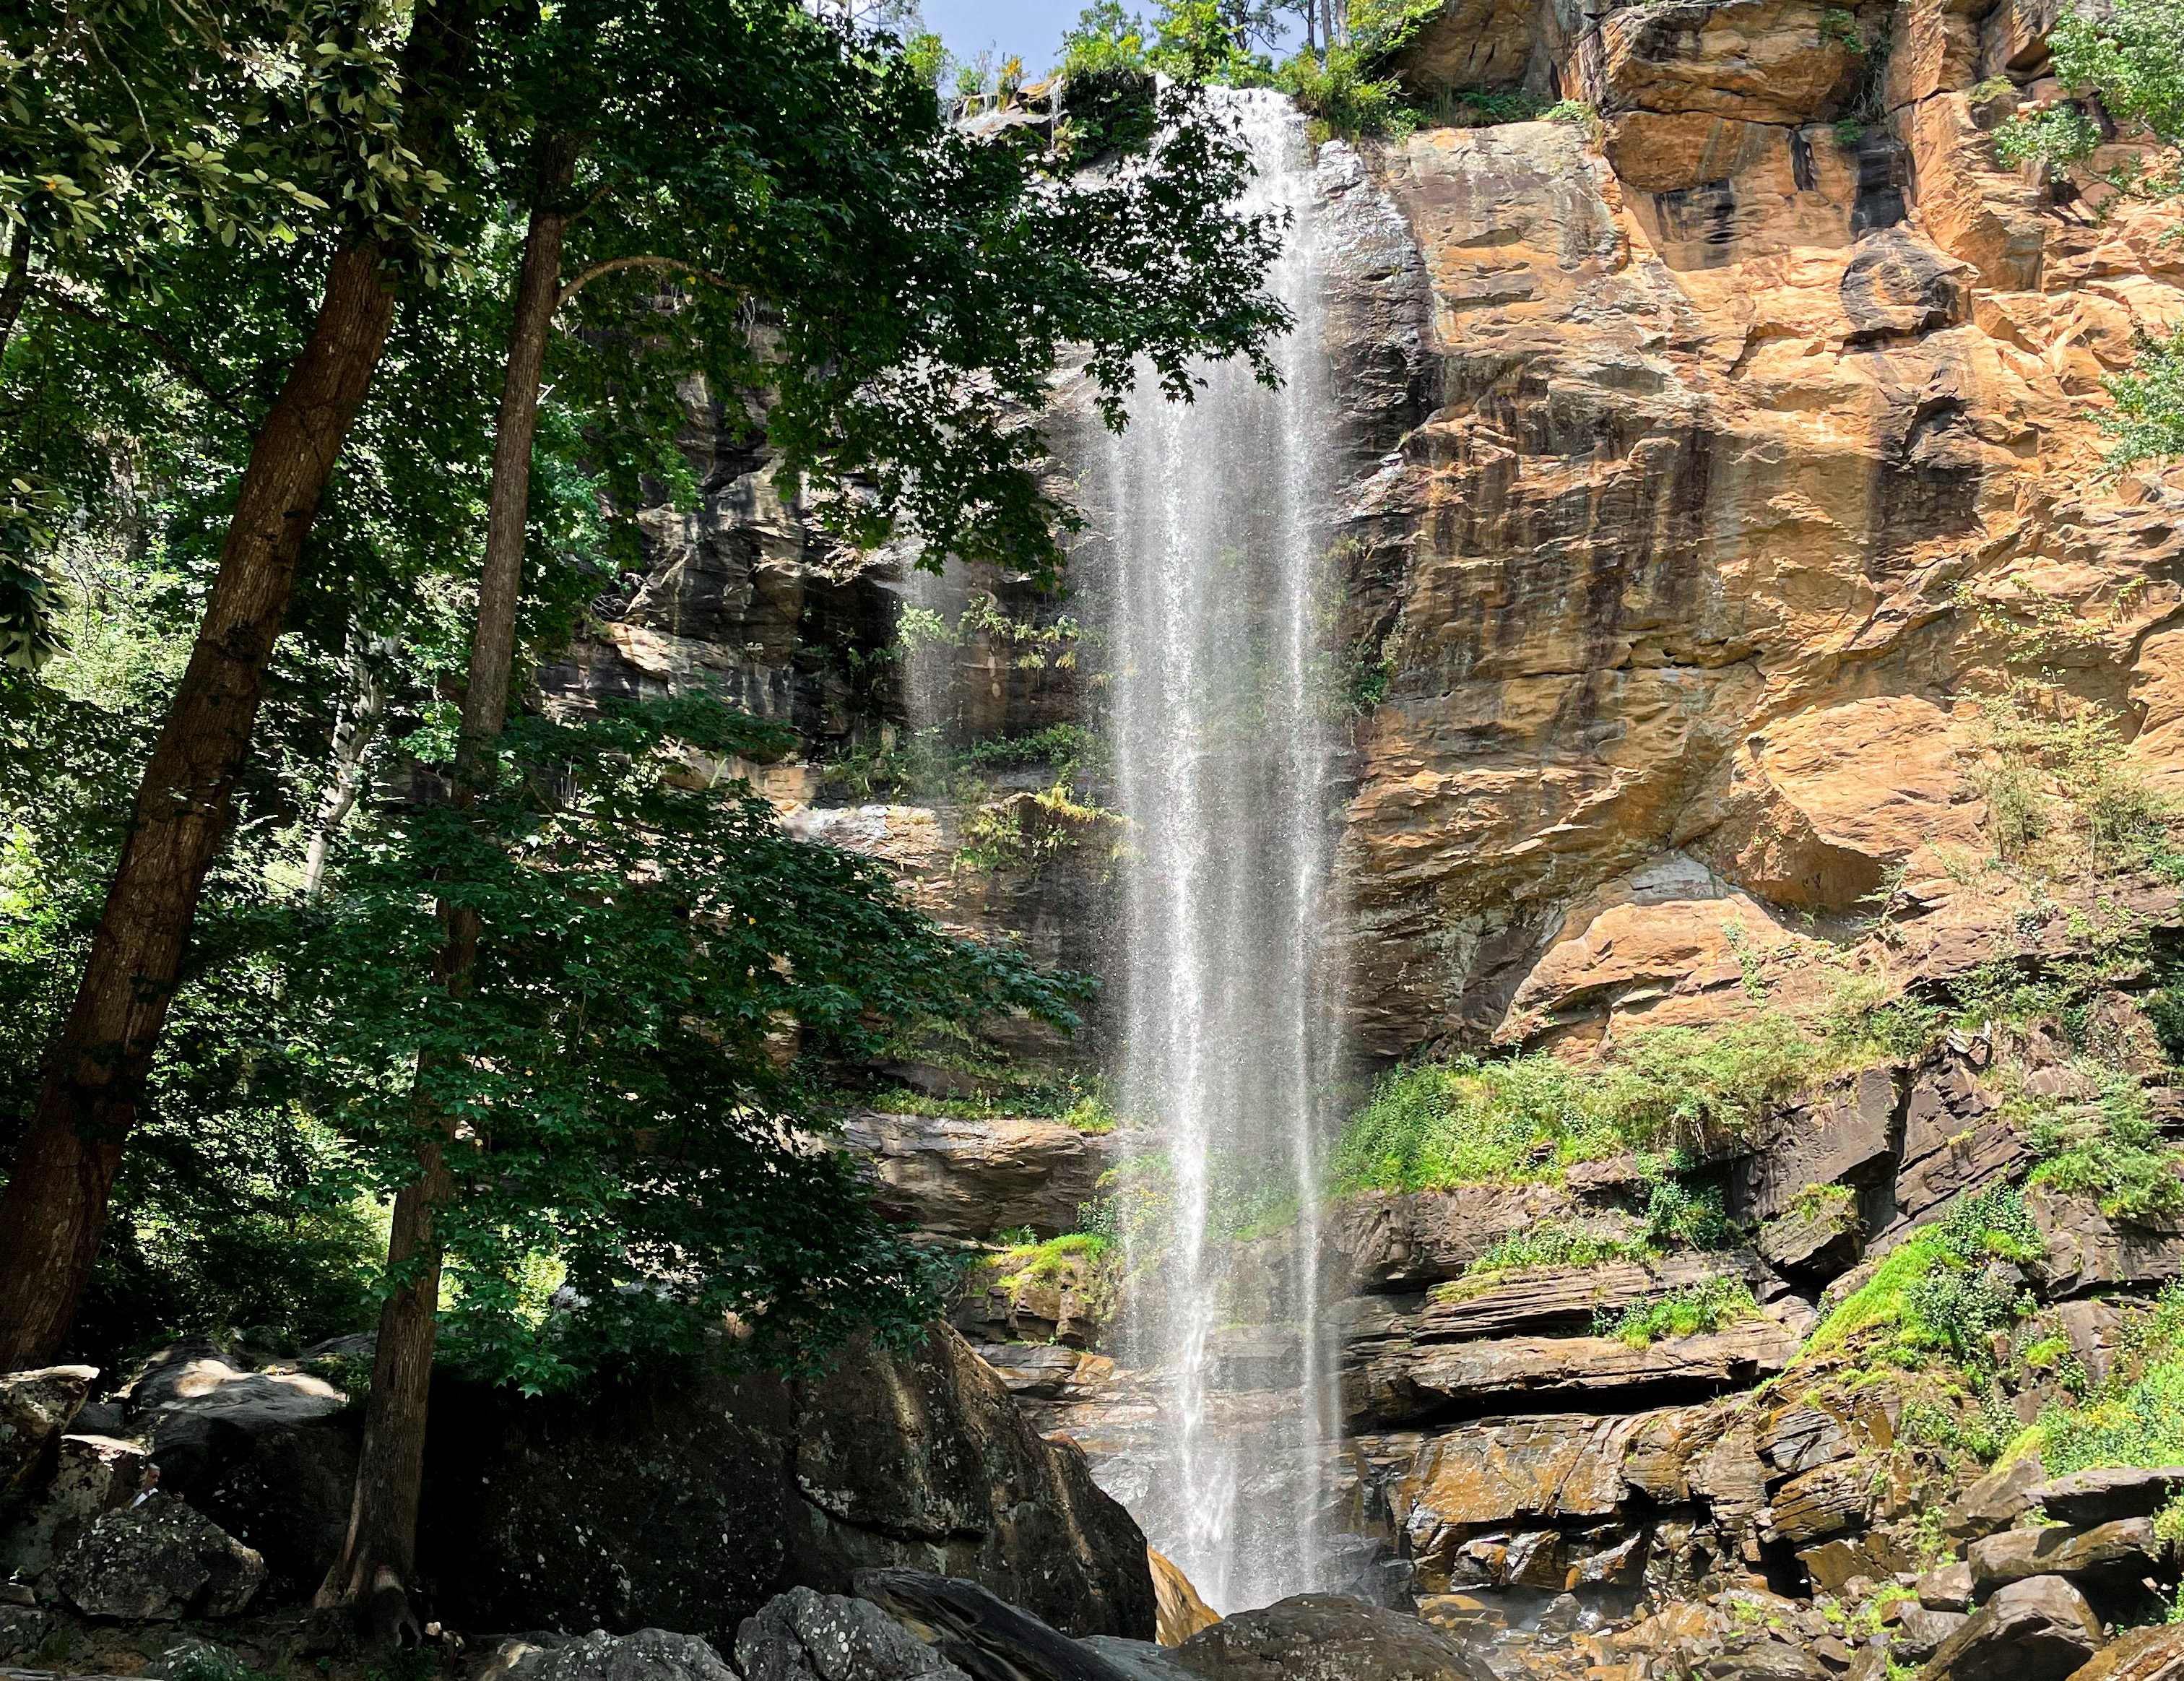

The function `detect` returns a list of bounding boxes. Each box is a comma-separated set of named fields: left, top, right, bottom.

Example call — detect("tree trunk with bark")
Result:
left=316, top=134, right=578, bottom=1628
left=0, top=241, right=396, bottom=1369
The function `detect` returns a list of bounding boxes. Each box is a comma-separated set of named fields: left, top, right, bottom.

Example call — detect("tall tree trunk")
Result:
left=0, top=223, right=33, bottom=365
left=317, top=134, right=577, bottom=1625
left=0, top=240, right=396, bottom=1369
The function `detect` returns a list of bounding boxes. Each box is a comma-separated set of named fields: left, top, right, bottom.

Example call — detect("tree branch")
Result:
left=553, top=255, right=742, bottom=313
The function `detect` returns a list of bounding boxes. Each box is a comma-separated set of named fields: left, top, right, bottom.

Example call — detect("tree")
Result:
left=0, top=0, right=471, bottom=1370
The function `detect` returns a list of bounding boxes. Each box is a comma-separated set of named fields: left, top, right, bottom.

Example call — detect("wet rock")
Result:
left=844, top=1112, right=1112, bottom=1243
left=1171, top=1593, right=1494, bottom=1681
left=1150, top=1550, right=1218, bottom=1646
left=1945, top=1454, right=2048, bottom=1540
left=2030, top=1468, right=2184, bottom=1528
left=422, top=1324, right=1155, bottom=1646
left=854, top=1570, right=1124, bottom=1681
left=1918, top=1562, right=1975, bottom=1611
left=0, top=1366, right=95, bottom=1495
left=734, top=1587, right=966, bottom=1681
left=1967, top=1518, right=2162, bottom=1592
left=508, top=1628, right=737, bottom=1681
left=53, top=1491, right=266, bottom=1620
left=1894, top=1607, right=1972, bottom=1661
left=1080, top=1637, right=1192, bottom=1681
left=1924, top=1575, right=2105, bottom=1681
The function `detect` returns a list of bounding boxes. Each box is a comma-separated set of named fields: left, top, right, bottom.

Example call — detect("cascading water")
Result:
left=1101, top=90, right=1343, bottom=1613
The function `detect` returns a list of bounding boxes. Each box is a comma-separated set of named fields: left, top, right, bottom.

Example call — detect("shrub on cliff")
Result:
left=1806, top=1184, right=2042, bottom=1367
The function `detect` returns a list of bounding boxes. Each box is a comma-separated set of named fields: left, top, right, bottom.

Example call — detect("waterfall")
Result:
left=1101, top=90, right=1340, bottom=1614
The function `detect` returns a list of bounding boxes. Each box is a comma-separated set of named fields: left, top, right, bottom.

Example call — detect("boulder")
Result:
left=1946, top=1455, right=2048, bottom=1540
left=53, top=1491, right=266, bottom=1620
left=0, top=1365, right=95, bottom=1495
left=1923, top=1576, right=2105, bottom=1681
left=0, top=1604, right=48, bottom=1664
left=507, top=1628, right=737, bottom=1681
left=734, top=1587, right=966, bottom=1681
left=420, top=1323, right=1156, bottom=1647
left=2058, top=1624, right=2184, bottom=1681
left=0, top=1432, right=148, bottom=1578
left=1918, top=1562, right=1975, bottom=1611
left=1080, top=1638, right=1192, bottom=1681
left=2029, top=1469, right=2184, bottom=1528
left=1701, top=1640, right=1837, bottom=1681
left=1895, top=1607, right=1972, bottom=1661
left=127, top=1341, right=360, bottom=1602
left=1967, top=1518, right=2163, bottom=1592
left=1170, top=1594, right=1495, bottom=1681
left=854, top=1570, right=1124, bottom=1681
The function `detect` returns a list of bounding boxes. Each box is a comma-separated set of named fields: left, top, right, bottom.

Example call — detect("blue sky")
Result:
left=915, top=1, right=1306, bottom=74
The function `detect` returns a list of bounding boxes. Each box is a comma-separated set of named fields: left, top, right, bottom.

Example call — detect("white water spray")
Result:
left=1102, top=90, right=1341, bottom=1613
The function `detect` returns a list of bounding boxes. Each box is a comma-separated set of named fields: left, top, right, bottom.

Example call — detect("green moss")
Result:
left=1808, top=1184, right=2041, bottom=1364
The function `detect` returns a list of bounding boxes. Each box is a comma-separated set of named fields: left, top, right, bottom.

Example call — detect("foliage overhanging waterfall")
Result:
left=1101, top=89, right=1343, bottom=1613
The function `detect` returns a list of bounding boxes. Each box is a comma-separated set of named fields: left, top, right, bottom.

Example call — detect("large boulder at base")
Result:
left=1968, top=1518, right=2162, bottom=1592
left=2060, top=1624, right=2184, bottom=1681
left=506, top=1628, right=736, bottom=1681
left=1081, top=1638, right=1192, bottom=1681
left=735, top=1587, right=967, bottom=1681
left=0, top=1432, right=148, bottom=1578
left=1923, top=1575, right=2105, bottom=1681
left=2032, top=1469, right=2184, bottom=1529
left=53, top=1491, right=266, bottom=1620
left=0, top=1604, right=49, bottom=1663
left=124, top=1341, right=360, bottom=1604
left=419, top=1323, right=1155, bottom=1647
left=1171, top=1594, right=1496, bottom=1681
left=0, top=1366, right=95, bottom=1495
left=1945, top=1455, right=2048, bottom=1540
left=854, top=1570, right=1125, bottom=1681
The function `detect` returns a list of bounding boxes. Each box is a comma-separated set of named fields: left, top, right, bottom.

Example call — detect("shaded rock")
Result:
left=0, top=1366, right=95, bottom=1496
left=1356, top=1322, right=1798, bottom=1427
left=1335, top=1186, right=1606, bottom=1290
left=1171, top=1594, right=1494, bottom=1681
left=734, top=1587, right=966, bottom=1681
left=143, top=1641, right=248, bottom=1680
left=0, top=1432, right=148, bottom=1579
left=2032, top=1469, right=2184, bottom=1528
left=844, top=1112, right=1112, bottom=1243
left=1895, top=1607, right=1972, bottom=1661
left=854, top=1570, right=1125, bottom=1681
left=1924, top=1575, right=2105, bottom=1681
left=422, top=1323, right=1154, bottom=1646
left=0, top=1604, right=48, bottom=1664
left=2031, top=1190, right=2184, bottom=1300
left=53, top=1492, right=265, bottom=1620
left=1918, top=1562, right=1975, bottom=1611
left=2058, top=1624, right=2184, bottom=1681
left=1967, top=1518, right=2162, bottom=1592
left=1759, top=1404, right=1851, bottom=1477
left=508, top=1628, right=736, bottom=1681
left=1946, top=1454, right=2048, bottom=1540
left=1883, top=1058, right=2023, bottom=1243
left=1080, top=1637, right=1192, bottom=1681
left=127, top=1342, right=359, bottom=1604
left=1758, top=1195, right=1867, bottom=1282
left=1150, top=1550, right=1218, bottom=1646
left=1733, top=1068, right=1899, bottom=1224
left=1701, top=1639, right=1835, bottom=1681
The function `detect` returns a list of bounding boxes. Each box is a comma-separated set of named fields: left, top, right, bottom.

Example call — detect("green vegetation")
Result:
left=2017, top=1059, right=2184, bottom=1222
left=866, top=1071, right=1120, bottom=1135
left=2036, top=1283, right=2184, bottom=1472
left=1807, top=1185, right=2042, bottom=1366
left=1331, top=1016, right=1816, bottom=1193
left=1438, top=1223, right=1650, bottom=1289
left=1595, top=1276, right=1759, bottom=1347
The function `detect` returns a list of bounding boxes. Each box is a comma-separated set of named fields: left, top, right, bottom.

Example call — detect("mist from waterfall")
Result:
left=1102, top=90, right=1342, bottom=1614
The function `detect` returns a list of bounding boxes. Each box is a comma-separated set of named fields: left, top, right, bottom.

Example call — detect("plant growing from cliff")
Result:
left=2019, top=1059, right=2184, bottom=1222
left=2036, top=1282, right=2184, bottom=1472
left=1807, top=1184, right=2042, bottom=1366
left=1594, top=1276, right=1757, bottom=1347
